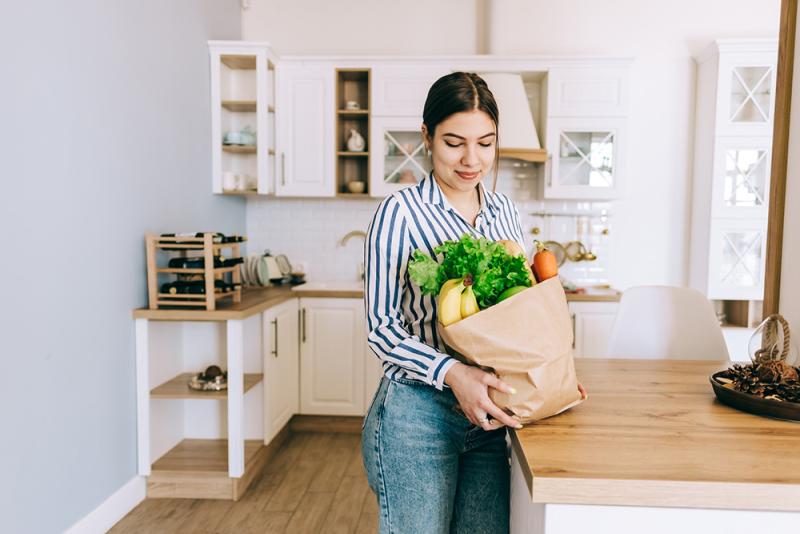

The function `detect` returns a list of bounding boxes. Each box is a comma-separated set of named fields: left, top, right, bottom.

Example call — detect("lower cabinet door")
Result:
left=569, top=301, right=619, bottom=358
left=263, top=299, right=299, bottom=443
left=299, top=298, right=366, bottom=415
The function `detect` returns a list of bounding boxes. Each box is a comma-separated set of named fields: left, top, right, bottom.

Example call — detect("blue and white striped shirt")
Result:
left=364, top=172, right=526, bottom=390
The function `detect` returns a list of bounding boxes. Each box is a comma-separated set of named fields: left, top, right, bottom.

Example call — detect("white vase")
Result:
left=347, top=129, right=365, bottom=152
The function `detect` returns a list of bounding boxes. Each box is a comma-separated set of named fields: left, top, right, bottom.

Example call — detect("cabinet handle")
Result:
left=546, top=155, right=553, bottom=187
left=271, top=318, right=278, bottom=358
left=301, top=308, right=306, bottom=343
left=281, top=153, right=286, bottom=186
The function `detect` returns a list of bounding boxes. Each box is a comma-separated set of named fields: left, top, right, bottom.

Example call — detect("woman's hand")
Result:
left=444, top=361, right=522, bottom=430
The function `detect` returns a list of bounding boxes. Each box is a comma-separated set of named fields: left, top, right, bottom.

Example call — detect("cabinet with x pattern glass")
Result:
left=690, top=39, right=777, bottom=310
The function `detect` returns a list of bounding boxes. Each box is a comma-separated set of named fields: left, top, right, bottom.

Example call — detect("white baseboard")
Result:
left=65, top=476, right=146, bottom=534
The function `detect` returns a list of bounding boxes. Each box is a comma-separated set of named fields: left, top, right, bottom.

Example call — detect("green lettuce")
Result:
left=408, top=234, right=532, bottom=309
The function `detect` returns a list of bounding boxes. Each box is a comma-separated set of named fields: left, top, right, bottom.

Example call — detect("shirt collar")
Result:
left=418, top=172, right=499, bottom=221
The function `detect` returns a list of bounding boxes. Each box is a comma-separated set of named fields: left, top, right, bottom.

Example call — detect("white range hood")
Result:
left=480, top=72, right=546, bottom=163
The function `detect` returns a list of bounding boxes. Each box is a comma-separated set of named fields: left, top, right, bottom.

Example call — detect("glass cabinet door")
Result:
left=712, top=138, right=771, bottom=218
left=728, top=66, right=773, bottom=125
left=716, top=50, right=777, bottom=136
left=708, top=220, right=767, bottom=300
left=545, top=118, right=625, bottom=199
left=370, top=117, right=431, bottom=197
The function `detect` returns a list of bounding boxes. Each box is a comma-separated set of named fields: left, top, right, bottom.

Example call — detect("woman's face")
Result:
left=424, top=109, right=497, bottom=193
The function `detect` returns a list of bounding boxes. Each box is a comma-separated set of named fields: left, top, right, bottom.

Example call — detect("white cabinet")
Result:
left=370, top=116, right=431, bottom=197
left=568, top=301, right=619, bottom=358
left=714, top=45, right=778, bottom=137
left=543, top=64, right=630, bottom=200
left=547, top=66, right=630, bottom=118
left=690, top=39, right=777, bottom=301
left=706, top=219, right=768, bottom=300
left=262, top=298, right=299, bottom=443
left=275, top=62, right=335, bottom=197
left=209, top=42, right=278, bottom=195
left=543, top=117, right=626, bottom=200
left=372, top=66, right=448, bottom=117
left=710, top=136, right=772, bottom=219
left=299, top=298, right=366, bottom=415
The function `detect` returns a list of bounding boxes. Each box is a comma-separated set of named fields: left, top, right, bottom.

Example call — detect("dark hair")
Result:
left=422, top=72, right=500, bottom=188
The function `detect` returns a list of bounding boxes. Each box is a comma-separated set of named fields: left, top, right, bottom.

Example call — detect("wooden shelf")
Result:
left=499, top=147, right=548, bottom=163
left=220, top=55, right=256, bottom=70
left=156, top=266, right=239, bottom=275
left=336, top=192, right=372, bottom=199
left=150, top=372, right=262, bottom=399
left=156, top=290, right=236, bottom=306
left=221, top=100, right=256, bottom=112
left=220, top=189, right=261, bottom=196
left=337, top=109, right=369, bottom=116
left=222, top=145, right=256, bottom=154
left=337, top=151, right=369, bottom=157
left=147, top=437, right=278, bottom=500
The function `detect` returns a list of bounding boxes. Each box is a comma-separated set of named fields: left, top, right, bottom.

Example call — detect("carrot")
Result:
left=532, top=241, right=558, bottom=282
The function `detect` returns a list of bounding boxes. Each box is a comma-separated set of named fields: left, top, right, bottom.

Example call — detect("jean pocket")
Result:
left=389, top=375, right=428, bottom=387
left=362, top=377, right=389, bottom=431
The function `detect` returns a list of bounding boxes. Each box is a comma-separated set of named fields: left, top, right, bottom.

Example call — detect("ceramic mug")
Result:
left=222, top=171, right=236, bottom=191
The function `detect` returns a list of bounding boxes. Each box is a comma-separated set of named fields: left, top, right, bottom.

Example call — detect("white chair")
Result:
left=607, top=286, right=730, bottom=360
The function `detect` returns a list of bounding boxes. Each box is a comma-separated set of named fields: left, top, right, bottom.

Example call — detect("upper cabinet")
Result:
left=713, top=44, right=778, bottom=137
left=546, top=67, right=630, bottom=118
left=207, top=45, right=634, bottom=200
left=544, top=116, right=626, bottom=200
left=542, top=66, right=630, bottom=200
left=209, top=42, right=278, bottom=196
left=370, top=116, right=432, bottom=198
left=275, top=61, right=336, bottom=197
left=372, top=66, right=449, bottom=117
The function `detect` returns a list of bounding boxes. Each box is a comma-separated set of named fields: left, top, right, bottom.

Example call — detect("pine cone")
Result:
left=756, top=360, right=800, bottom=384
left=720, top=363, right=800, bottom=403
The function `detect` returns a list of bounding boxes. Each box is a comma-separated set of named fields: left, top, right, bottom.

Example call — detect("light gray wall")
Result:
left=0, top=1, right=242, bottom=532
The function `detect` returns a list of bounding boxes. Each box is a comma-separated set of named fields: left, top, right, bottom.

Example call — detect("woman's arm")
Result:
left=364, top=196, right=457, bottom=391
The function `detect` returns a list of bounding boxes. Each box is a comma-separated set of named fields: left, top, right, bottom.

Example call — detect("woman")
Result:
left=362, top=72, right=522, bottom=534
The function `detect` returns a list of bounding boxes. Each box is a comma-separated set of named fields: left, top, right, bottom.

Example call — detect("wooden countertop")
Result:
left=132, top=283, right=617, bottom=321
left=510, top=358, right=800, bottom=511
left=132, top=287, right=296, bottom=321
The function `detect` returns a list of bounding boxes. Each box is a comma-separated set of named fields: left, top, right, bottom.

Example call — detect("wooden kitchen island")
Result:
left=509, top=359, right=800, bottom=533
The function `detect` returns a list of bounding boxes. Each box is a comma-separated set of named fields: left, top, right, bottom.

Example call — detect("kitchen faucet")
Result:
left=339, top=230, right=367, bottom=280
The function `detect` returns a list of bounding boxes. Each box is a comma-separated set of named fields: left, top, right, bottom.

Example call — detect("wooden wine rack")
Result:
left=145, top=233, right=243, bottom=310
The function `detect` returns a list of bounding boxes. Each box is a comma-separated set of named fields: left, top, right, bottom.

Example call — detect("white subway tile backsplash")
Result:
left=245, top=166, right=613, bottom=286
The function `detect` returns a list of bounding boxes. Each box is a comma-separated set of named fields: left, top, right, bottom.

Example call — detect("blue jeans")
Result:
left=361, top=376, right=510, bottom=534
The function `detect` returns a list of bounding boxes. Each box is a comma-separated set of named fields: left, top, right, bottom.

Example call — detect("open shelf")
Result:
left=150, top=373, right=262, bottom=399
left=156, top=266, right=240, bottom=275
left=222, top=145, right=257, bottom=154
left=336, top=192, right=373, bottom=199
left=220, top=55, right=256, bottom=70
left=221, top=100, right=256, bottom=112
left=336, top=68, right=371, bottom=196
left=147, top=438, right=274, bottom=500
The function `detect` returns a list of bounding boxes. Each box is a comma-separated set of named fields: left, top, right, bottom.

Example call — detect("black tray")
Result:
left=710, top=371, right=800, bottom=422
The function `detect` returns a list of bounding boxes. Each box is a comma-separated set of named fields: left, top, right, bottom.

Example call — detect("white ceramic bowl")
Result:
left=347, top=181, right=366, bottom=194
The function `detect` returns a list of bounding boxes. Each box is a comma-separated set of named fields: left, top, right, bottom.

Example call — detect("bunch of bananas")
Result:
left=438, top=275, right=480, bottom=326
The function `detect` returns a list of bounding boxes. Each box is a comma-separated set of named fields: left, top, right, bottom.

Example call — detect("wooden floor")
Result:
left=110, top=432, right=377, bottom=534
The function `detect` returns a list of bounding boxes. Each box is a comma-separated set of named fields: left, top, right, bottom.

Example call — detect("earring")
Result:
left=427, top=149, right=432, bottom=156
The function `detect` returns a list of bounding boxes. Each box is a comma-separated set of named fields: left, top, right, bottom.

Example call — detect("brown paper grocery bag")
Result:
left=438, top=277, right=584, bottom=423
